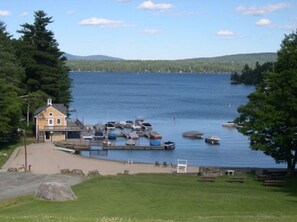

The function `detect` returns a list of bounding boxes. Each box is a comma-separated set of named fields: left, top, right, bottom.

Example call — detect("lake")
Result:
left=70, top=72, right=285, bottom=168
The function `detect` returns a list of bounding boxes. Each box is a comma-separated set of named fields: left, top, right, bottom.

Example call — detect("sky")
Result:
left=0, top=0, right=296, bottom=60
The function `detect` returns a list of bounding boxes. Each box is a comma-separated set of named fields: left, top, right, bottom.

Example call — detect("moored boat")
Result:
left=164, top=141, right=175, bottom=150
left=205, top=136, right=221, bottom=145
left=108, top=132, right=117, bottom=140
left=222, top=121, right=238, bottom=128
left=126, top=139, right=136, bottom=146
left=141, top=122, right=152, bottom=131
left=182, top=131, right=204, bottom=139
left=129, top=131, right=139, bottom=139
left=93, top=131, right=104, bottom=140
left=150, top=140, right=161, bottom=146
left=149, top=131, right=162, bottom=139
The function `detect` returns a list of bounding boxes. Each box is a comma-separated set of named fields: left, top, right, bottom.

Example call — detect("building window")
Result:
left=48, top=119, right=53, bottom=125
left=49, top=112, right=53, bottom=117
left=57, top=118, right=61, bottom=125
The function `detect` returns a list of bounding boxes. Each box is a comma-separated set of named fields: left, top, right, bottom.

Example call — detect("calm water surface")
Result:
left=70, top=72, right=285, bottom=168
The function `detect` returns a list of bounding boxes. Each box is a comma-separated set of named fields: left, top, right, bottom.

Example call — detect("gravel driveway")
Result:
left=0, top=172, right=84, bottom=200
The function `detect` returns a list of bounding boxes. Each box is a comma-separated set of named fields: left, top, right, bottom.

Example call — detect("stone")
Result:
left=198, top=167, right=223, bottom=177
left=35, top=182, right=77, bottom=201
left=88, top=170, right=100, bottom=176
left=70, top=169, right=85, bottom=176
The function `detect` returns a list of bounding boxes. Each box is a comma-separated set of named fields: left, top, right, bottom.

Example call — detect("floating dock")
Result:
left=102, top=145, right=166, bottom=150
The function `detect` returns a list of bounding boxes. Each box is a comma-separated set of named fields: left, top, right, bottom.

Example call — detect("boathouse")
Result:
left=34, top=99, right=83, bottom=142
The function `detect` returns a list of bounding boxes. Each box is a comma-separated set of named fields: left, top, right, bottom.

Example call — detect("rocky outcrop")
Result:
left=35, top=182, right=77, bottom=201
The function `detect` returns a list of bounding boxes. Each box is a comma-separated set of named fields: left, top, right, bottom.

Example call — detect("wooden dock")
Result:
left=102, top=145, right=165, bottom=150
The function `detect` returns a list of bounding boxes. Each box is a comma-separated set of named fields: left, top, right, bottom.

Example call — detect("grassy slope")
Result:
left=0, top=174, right=296, bottom=222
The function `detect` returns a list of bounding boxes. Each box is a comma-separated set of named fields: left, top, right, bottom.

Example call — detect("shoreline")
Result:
left=1, top=142, right=287, bottom=176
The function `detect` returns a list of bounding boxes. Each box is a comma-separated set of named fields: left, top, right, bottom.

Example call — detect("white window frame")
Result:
left=48, top=118, right=53, bottom=126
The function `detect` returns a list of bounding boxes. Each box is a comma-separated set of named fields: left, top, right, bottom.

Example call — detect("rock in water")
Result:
left=35, top=182, right=77, bottom=201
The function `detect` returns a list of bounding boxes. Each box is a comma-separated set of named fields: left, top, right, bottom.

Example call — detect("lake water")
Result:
left=70, top=72, right=285, bottom=168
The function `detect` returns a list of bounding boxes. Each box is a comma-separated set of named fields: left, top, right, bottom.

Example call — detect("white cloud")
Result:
left=0, top=10, right=11, bottom=16
left=20, top=11, right=28, bottom=17
left=237, top=2, right=290, bottom=16
left=138, top=0, right=173, bottom=11
left=256, top=18, right=271, bottom=26
left=79, top=17, right=126, bottom=28
left=143, top=28, right=160, bottom=35
left=216, top=30, right=235, bottom=37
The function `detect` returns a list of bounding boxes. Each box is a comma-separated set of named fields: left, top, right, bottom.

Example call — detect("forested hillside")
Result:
left=66, top=53, right=277, bottom=73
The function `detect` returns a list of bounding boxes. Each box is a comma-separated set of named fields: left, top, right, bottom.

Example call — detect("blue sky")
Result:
left=0, top=0, right=296, bottom=60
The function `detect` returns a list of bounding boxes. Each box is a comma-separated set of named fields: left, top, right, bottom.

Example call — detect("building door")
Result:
left=45, top=131, right=51, bottom=140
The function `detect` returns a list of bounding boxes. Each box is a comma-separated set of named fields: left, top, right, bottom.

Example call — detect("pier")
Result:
left=102, top=145, right=165, bottom=150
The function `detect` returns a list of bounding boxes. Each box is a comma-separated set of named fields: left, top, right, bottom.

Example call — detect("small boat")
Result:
left=149, top=131, right=162, bottom=139
left=105, top=122, right=116, bottom=130
left=126, top=139, right=136, bottom=146
left=141, top=122, right=152, bottom=131
left=54, top=146, right=75, bottom=154
left=132, top=125, right=141, bottom=131
left=222, top=121, right=237, bottom=128
left=150, top=140, right=161, bottom=146
left=129, top=131, right=139, bottom=139
left=108, top=132, right=117, bottom=140
left=125, top=120, right=133, bottom=128
left=182, top=131, right=204, bottom=139
left=93, top=131, right=104, bottom=140
left=205, top=136, right=221, bottom=145
left=164, top=141, right=175, bottom=150
left=82, top=132, right=93, bottom=140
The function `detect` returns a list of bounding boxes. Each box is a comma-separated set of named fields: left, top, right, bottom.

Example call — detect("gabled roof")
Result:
left=34, top=104, right=67, bottom=116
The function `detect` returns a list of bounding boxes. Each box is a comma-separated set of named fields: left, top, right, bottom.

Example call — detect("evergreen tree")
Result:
left=16, top=10, right=72, bottom=106
left=276, top=30, right=297, bottom=72
left=0, top=21, right=24, bottom=142
left=236, top=32, right=297, bottom=175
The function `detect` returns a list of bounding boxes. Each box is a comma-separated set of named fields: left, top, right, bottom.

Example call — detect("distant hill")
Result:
left=183, top=53, right=277, bottom=64
left=65, top=52, right=277, bottom=73
left=64, top=53, right=123, bottom=61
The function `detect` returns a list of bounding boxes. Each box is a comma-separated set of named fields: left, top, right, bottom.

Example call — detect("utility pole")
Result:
left=23, top=128, right=27, bottom=171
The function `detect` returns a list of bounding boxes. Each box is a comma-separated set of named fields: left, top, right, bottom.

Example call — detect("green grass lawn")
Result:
left=0, top=142, right=22, bottom=167
left=0, top=174, right=296, bottom=222
left=0, top=137, right=34, bottom=168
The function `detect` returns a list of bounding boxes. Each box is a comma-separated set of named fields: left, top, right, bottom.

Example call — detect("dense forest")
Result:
left=230, top=62, right=274, bottom=85
left=66, top=53, right=277, bottom=73
left=0, top=11, right=72, bottom=143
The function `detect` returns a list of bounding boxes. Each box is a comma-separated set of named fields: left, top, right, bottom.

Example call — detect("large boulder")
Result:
left=35, top=182, right=77, bottom=201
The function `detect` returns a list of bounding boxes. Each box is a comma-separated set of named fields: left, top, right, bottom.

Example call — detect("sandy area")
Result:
left=1, top=143, right=199, bottom=175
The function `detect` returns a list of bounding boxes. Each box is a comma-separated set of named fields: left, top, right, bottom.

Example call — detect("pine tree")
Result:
left=0, top=21, right=24, bottom=142
left=16, top=10, right=72, bottom=106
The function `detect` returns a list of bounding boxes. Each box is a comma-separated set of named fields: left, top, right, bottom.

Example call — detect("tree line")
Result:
left=66, top=53, right=276, bottom=74
left=67, top=60, right=243, bottom=74
left=0, top=11, right=72, bottom=143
